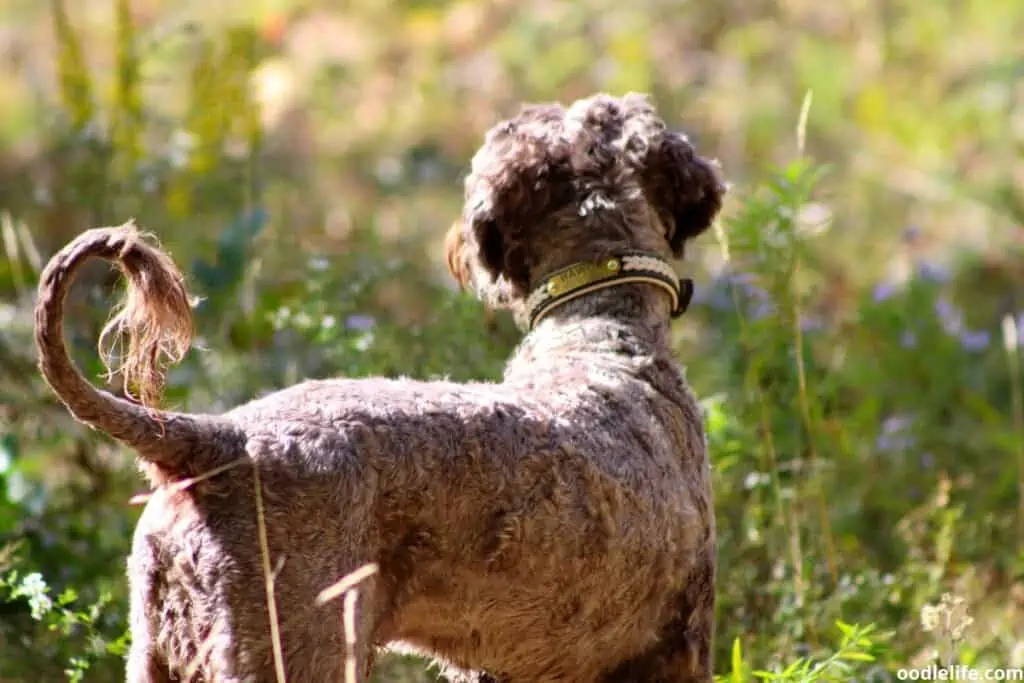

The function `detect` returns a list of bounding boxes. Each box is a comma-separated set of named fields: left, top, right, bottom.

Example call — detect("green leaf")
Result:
left=839, top=652, right=875, bottom=662
left=781, top=658, right=806, bottom=676
left=731, top=637, right=745, bottom=682
left=57, top=587, right=78, bottom=606
left=834, top=620, right=855, bottom=636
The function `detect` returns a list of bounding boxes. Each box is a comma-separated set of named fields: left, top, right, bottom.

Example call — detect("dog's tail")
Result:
left=34, top=222, right=239, bottom=479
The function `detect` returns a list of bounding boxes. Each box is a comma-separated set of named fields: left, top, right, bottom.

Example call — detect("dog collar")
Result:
left=523, top=252, right=694, bottom=330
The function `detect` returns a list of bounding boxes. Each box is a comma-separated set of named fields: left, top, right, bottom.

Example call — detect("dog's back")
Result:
left=126, top=361, right=711, bottom=681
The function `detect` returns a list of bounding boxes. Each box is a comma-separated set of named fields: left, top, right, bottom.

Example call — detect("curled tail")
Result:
left=34, top=222, right=236, bottom=479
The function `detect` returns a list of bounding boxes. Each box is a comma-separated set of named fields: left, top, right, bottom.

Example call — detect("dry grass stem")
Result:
left=127, top=457, right=248, bottom=505
left=316, top=563, right=379, bottom=606
left=344, top=588, right=360, bottom=683
left=252, top=460, right=287, bottom=683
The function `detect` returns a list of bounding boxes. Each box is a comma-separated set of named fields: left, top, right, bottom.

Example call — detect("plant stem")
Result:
left=715, top=221, right=806, bottom=608
left=791, top=261, right=838, bottom=586
left=1002, top=315, right=1024, bottom=550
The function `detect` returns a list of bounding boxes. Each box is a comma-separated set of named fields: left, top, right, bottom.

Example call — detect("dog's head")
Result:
left=445, top=93, right=725, bottom=312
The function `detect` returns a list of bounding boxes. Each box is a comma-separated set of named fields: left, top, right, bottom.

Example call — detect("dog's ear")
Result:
left=444, top=220, right=470, bottom=289
left=460, top=110, right=577, bottom=302
left=619, top=94, right=726, bottom=257
left=650, top=132, right=726, bottom=256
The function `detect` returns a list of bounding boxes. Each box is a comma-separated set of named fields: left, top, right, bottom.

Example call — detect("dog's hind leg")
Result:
left=125, top=624, right=176, bottom=683
left=126, top=648, right=176, bottom=683
left=260, top=571, right=384, bottom=683
left=126, top=546, right=177, bottom=683
left=598, top=553, right=716, bottom=683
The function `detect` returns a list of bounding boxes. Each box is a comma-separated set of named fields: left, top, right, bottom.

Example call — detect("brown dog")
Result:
left=35, top=92, right=724, bottom=682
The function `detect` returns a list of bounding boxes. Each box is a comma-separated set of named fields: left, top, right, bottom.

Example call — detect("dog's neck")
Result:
left=534, top=283, right=675, bottom=335
left=505, top=283, right=678, bottom=377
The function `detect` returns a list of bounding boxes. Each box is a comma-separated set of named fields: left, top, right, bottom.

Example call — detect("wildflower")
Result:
left=876, top=414, right=915, bottom=452
left=716, top=270, right=764, bottom=297
left=345, top=314, right=376, bottom=332
left=934, top=297, right=963, bottom=335
left=743, top=472, right=771, bottom=490
left=796, top=202, right=832, bottom=236
left=937, top=593, right=974, bottom=643
left=920, top=603, right=940, bottom=632
left=749, top=299, right=777, bottom=321
left=902, top=225, right=922, bottom=243
left=958, top=329, right=990, bottom=352
left=800, top=315, right=823, bottom=332
left=872, top=281, right=898, bottom=303
left=691, top=284, right=732, bottom=311
left=13, top=573, right=53, bottom=620
left=695, top=269, right=770, bottom=314
left=917, top=261, right=949, bottom=283
left=931, top=297, right=992, bottom=352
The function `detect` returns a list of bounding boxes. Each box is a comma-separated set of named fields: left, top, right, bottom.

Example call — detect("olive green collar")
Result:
left=522, top=252, right=694, bottom=330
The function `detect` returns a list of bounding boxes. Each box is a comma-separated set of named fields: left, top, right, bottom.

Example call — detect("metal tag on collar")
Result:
left=544, top=257, right=622, bottom=297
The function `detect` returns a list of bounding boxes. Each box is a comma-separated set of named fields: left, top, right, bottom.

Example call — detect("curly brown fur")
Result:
left=35, top=92, right=723, bottom=682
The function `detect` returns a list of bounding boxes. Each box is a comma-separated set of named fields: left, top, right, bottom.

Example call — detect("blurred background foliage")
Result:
left=0, top=0, right=1022, bottom=680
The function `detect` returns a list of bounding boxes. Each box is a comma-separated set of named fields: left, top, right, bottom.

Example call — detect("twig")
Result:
left=316, top=563, right=379, bottom=606
left=128, top=457, right=248, bottom=505
left=253, top=460, right=287, bottom=683
left=316, top=563, right=379, bottom=683
left=344, top=588, right=360, bottom=683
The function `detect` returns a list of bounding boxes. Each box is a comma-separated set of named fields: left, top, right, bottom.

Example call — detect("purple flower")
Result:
left=719, top=271, right=768, bottom=300
left=800, top=315, right=823, bottom=332
left=877, top=414, right=916, bottom=453
left=901, top=330, right=918, bottom=348
left=742, top=283, right=771, bottom=303
left=345, top=314, right=376, bottom=332
left=872, top=282, right=898, bottom=303
left=902, top=225, right=922, bottom=243
left=933, top=298, right=991, bottom=351
left=917, top=261, right=950, bottom=283
left=882, top=414, right=913, bottom=434
left=723, top=270, right=755, bottom=285
left=750, top=299, right=778, bottom=321
left=719, top=271, right=776, bottom=321
left=697, top=269, right=776, bottom=317
left=935, top=297, right=964, bottom=335
left=958, top=329, right=990, bottom=352
left=691, top=282, right=732, bottom=311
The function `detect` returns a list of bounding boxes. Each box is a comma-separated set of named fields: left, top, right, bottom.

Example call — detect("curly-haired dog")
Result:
left=34, top=92, right=724, bottom=682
